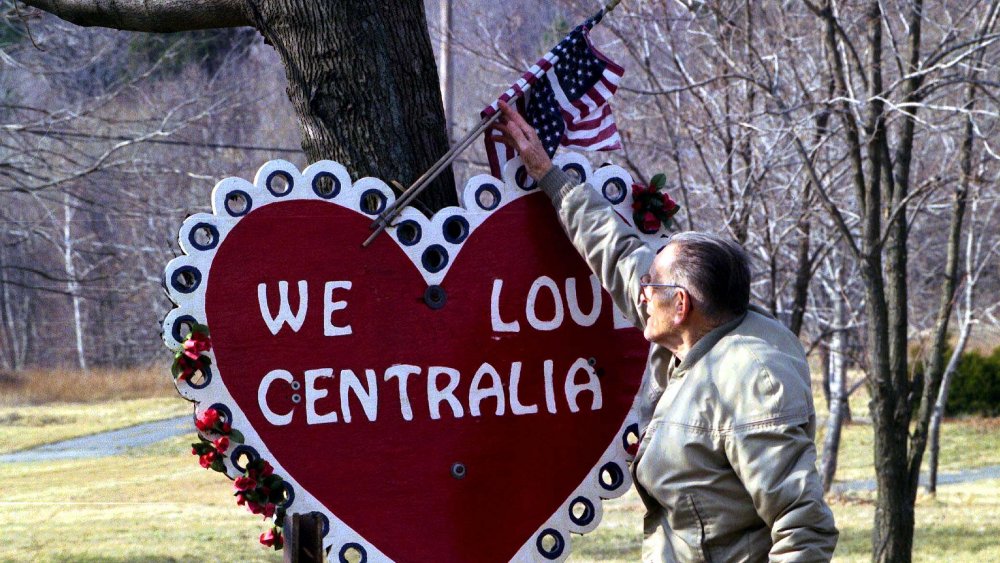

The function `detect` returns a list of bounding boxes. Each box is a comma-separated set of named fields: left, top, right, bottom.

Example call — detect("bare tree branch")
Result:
left=20, top=0, right=250, bottom=32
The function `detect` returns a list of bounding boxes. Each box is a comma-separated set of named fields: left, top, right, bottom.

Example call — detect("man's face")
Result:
left=641, top=244, right=683, bottom=347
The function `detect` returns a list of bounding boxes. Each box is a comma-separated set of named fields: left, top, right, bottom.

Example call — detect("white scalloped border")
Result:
left=162, top=154, right=664, bottom=562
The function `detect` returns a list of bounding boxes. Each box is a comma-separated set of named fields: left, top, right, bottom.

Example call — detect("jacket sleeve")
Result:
left=723, top=420, right=839, bottom=561
left=537, top=166, right=655, bottom=330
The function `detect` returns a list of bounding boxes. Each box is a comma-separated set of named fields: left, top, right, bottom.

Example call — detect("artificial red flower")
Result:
left=631, top=182, right=652, bottom=197
left=221, top=422, right=232, bottom=434
left=213, top=436, right=230, bottom=453
left=641, top=211, right=660, bottom=233
left=259, top=527, right=283, bottom=549
left=236, top=493, right=247, bottom=506
left=183, top=331, right=212, bottom=360
left=262, top=503, right=276, bottom=518
left=199, top=451, right=217, bottom=469
left=234, top=476, right=257, bottom=492
left=259, top=461, right=274, bottom=477
left=195, top=408, right=221, bottom=432
left=247, top=501, right=266, bottom=515
left=661, top=193, right=680, bottom=217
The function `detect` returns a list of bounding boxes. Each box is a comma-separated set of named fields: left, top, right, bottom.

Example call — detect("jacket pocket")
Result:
left=668, top=494, right=712, bottom=563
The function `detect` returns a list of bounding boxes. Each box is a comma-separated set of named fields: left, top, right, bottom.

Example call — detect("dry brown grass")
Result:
left=0, top=366, right=176, bottom=406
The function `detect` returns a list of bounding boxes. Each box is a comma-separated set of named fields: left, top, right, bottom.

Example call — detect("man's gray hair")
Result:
left=665, top=232, right=751, bottom=320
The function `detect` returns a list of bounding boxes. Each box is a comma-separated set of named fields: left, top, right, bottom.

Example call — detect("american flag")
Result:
left=482, top=13, right=625, bottom=179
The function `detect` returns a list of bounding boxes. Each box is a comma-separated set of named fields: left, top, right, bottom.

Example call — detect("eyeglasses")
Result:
left=639, top=274, right=686, bottom=302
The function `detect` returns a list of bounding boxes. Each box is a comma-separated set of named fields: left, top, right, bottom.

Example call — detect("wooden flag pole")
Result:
left=362, top=105, right=512, bottom=247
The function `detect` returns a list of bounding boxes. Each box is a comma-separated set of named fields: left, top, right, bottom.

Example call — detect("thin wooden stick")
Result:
left=362, top=101, right=511, bottom=247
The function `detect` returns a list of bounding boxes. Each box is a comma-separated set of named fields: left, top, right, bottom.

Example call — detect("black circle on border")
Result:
left=311, top=171, right=341, bottom=199
left=569, top=496, right=596, bottom=526
left=224, top=190, right=253, bottom=217
left=602, top=177, right=628, bottom=205
left=266, top=170, right=294, bottom=197
left=319, top=513, right=330, bottom=537
left=396, top=220, right=422, bottom=246
left=339, top=543, right=367, bottom=563
left=515, top=165, right=536, bottom=191
left=442, top=216, right=470, bottom=244
left=536, top=528, right=565, bottom=560
left=359, top=189, right=387, bottom=215
left=188, top=223, right=220, bottom=251
left=170, top=266, right=202, bottom=294
left=171, top=315, right=198, bottom=344
left=230, top=444, right=259, bottom=473
left=280, top=482, right=295, bottom=508
left=424, top=285, right=447, bottom=309
left=562, top=162, right=586, bottom=184
left=622, top=422, right=640, bottom=451
left=599, top=461, right=625, bottom=491
left=186, top=363, right=213, bottom=390
left=475, top=184, right=502, bottom=211
left=451, top=462, right=466, bottom=479
left=208, top=403, right=233, bottom=425
left=421, top=245, right=449, bottom=273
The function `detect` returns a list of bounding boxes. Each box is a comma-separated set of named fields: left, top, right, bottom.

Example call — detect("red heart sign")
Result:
left=163, top=157, right=650, bottom=561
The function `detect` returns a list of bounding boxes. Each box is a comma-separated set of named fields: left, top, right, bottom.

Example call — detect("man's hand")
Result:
left=493, top=101, right=554, bottom=180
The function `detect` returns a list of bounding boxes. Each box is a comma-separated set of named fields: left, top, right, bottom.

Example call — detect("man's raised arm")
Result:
left=493, top=102, right=654, bottom=330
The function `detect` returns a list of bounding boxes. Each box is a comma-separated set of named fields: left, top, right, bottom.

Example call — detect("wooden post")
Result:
left=283, top=512, right=325, bottom=563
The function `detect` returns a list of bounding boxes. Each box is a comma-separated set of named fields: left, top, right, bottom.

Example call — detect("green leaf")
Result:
left=650, top=173, right=666, bottom=190
left=193, top=323, right=210, bottom=337
left=229, top=429, right=245, bottom=443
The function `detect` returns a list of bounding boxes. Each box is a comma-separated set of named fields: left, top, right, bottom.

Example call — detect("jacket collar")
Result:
left=674, top=310, right=748, bottom=375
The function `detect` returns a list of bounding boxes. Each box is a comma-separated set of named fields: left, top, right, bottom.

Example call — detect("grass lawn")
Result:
left=0, top=371, right=997, bottom=561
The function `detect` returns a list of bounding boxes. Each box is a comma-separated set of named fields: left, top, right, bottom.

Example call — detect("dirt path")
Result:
left=0, top=415, right=189, bottom=463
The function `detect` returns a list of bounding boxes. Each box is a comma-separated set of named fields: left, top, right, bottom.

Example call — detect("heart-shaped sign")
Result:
left=163, top=154, right=657, bottom=562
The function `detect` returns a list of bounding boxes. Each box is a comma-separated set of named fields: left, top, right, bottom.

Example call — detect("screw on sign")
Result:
left=163, top=154, right=666, bottom=561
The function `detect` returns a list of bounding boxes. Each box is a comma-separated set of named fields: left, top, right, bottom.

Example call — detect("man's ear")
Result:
left=674, top=289, right=691, bottom=323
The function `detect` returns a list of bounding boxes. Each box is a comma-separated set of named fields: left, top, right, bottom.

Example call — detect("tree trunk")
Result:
left=245, top=0, right=458, bottom=212
left=927, top=318, right=972, bottom=494
left=821, top=295, right=848, bottom=492
left=439, top=0, right=454, bottom=142
left=64, top=193, right=88, bottom=372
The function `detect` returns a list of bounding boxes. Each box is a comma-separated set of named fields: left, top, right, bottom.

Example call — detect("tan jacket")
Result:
left=538, top=167, right=838, bottom=562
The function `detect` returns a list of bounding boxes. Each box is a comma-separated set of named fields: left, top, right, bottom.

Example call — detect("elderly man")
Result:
left=494, top=102, right=838, bottom=562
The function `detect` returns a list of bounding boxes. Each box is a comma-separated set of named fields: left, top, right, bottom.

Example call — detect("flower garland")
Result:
left=174, top=326, right=287, bottom=550
left=631, top=173, right=681, bottom=234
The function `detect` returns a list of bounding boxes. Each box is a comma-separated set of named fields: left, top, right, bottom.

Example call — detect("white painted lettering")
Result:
left=258, top=280, right=308, bottom=335
left=565, top=357, right=603, bottom=412
left=490, top=279, right=520, bottom=332
left=323, top=281, right=353, bottom=336
left=384, top=364, right=420, bottom=421
left=508, top=361, right=538, bottom=415
left=526, top=276, right=564, bottom=331
left=340, top=369, right=378, bottom=423
left=469, top=362, right=506, bottom=417
left=258, top=369, right=295, bottom=426
left=543, top=359, right=557, bottom=414
left=305, top=368, right=338, bottom=424
left=566, top=275, right=602, bottom=327
left=427, top=366, right=464, bottom=419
